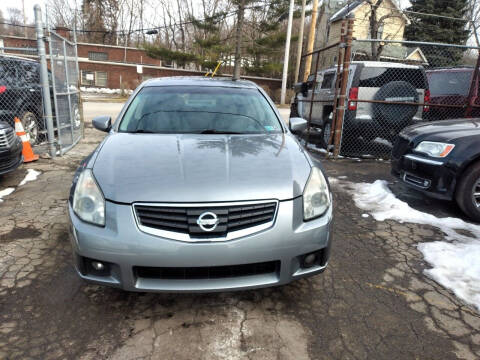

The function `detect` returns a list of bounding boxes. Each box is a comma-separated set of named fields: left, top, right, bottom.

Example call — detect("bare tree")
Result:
left=467, top=0, right=480, bottom=47
left=7, top=7, right=24, bottom=36
left=364, top=0, right=404, bottom=60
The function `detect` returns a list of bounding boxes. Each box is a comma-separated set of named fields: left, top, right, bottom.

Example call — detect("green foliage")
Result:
left=143, top=44, right=199, bottom=66
left=243, top=0, right=302, bottom=77
left=244, top=61, right=284, bottom=77
left=405, top=0, right=470, bottom=66
left=188, top=11, right=228, bottom=32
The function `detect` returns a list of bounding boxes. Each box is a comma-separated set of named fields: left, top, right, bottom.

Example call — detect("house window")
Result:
left=81, top=70, right=108, bottom=87
left=95, top=71, right=108, bottom=87
left=377, top=24, right=384, bottom=40
left=81, top=70, right=95, bottom=86
left=88, top=51, right=108, bottom=61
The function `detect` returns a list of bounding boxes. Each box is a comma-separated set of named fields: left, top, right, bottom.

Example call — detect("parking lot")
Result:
left=0, top=101, right=479, bottom=360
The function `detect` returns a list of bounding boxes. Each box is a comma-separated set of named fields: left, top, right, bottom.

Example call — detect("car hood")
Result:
left=93, top=133, right=311, bottom=203
left=401, top=118, right=480, bottom=142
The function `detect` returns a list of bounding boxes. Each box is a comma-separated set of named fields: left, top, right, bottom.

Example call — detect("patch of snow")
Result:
left=0, top=188, right=15, bottom=202
left=362, top=213, right=369, bottom=218
left=80, top=86, right=133, bottom=95
left=19, top=169, right=41, bottom=186
left=331, top=178, right=480, bottom=311
left=338, top=176, right=348, bottom=179
left=419, top=241, right=480, bottom=312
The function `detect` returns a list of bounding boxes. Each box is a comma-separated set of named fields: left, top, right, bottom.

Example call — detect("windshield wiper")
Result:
left=131, top=129, right=156, bottom=133
left=199, top=129, right=244, bottom=134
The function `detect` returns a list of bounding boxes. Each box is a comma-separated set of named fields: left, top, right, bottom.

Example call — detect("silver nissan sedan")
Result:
left=68, top=77, right=333, bottom=292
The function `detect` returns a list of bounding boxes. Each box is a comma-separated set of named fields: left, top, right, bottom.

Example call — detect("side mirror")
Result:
left=289, top=117, right=308, bottom=134
left=92, top=116, right=112, bottom=132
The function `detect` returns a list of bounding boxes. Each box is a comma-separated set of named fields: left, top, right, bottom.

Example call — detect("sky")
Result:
left=1, top=0, right=414, bottom=26
left=1, top=0, right=46, bottom=24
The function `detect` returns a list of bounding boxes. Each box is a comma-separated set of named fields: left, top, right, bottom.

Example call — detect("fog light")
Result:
left=91, top=261, right=105, bottom=271
left=303, top=253, right=317, bottom=268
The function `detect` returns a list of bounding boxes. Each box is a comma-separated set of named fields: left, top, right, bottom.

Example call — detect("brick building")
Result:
left=0, top=29, right=281, bottom=96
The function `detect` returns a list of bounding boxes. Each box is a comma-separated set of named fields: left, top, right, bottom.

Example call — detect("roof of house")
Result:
left=329, top=0, right=409, bottom=24
left=329, top=0, right=363, bottom=23
left=352, top=42, right=428, bottom=64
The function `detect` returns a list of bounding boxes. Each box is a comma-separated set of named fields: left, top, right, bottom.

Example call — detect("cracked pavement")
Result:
left=0, top=102, right=479, bottom=359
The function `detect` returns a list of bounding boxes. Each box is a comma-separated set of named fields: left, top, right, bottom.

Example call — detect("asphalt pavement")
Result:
left=0, top=101, right=478, bottom=359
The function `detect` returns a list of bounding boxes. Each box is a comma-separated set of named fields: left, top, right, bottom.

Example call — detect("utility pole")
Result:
left=303, top=0, right=319, bottom=81
left=34, top=5, right=56, bottom=158
left=294, top=0, right=307, bottom=84
left=233, top=0, right=246, bottom=80
left=280, top=0, right=295, bottom=104
left=22, top=0, right=27, bottom=37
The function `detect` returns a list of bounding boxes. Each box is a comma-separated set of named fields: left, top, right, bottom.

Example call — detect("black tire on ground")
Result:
left=455, top=161, right=480, bottom=222
left=73, top=104, right=81, bottom=129
left=290, top=99, right=299, bottom=118
left=21, top=111, right=39, bottom=146
left=373, top=81, right=419, bottom=130
left=321, top=120, right=332, bottom=149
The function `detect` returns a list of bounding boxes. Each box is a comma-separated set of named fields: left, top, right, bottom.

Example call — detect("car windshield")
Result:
left=427, top=70, right=472, bottom=96
left=118, top=86, right=283, bottom=134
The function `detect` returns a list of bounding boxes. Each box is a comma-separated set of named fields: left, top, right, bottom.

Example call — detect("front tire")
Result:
left=21, top=111, right=39, bottom=146
left=321, top=121, right=332, bottom=149
left=455, top=161, right=480, bottom=222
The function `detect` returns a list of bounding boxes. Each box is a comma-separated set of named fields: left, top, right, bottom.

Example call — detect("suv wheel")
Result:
left=373, top=81, right=419, bottom=130
left=321, top=121, right=332, bottom=149
left=73, top=104, right=81, bottom=129
left=21, top=111, right=39, bottom=146
left=455, top=161, right=480, bottom=222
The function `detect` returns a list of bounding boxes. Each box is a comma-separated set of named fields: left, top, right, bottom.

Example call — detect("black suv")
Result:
left=0, top=55, right=46, bottom=145
left=0, top=55, right=80, bottom=145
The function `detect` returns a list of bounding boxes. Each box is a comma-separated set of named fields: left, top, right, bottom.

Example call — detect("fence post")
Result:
left=465, top=50, right=480, bottom=118
left=327, top=20, right=346, bottom=151
left=34, top=5, right=56, bottom=158
left=333, top=16, right=354, bottom=158
left=306, top=52, right=321, bottom=146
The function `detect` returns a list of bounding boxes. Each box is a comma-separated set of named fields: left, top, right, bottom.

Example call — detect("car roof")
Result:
left=143, top=76, right=259, bottom=89
left=311, top=61, right=423, bottom=75
left=426, top=67, right=474, bottom=73
left=352, top=61, right=422, bottom=69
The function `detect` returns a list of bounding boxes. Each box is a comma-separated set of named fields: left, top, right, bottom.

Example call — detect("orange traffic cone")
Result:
left=14, top=117, right=39, bottom=163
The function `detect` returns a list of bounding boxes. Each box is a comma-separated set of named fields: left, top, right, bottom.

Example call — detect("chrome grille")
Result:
left=133, top=200, right=278, bottom=242
left=0, top=129, right=15, bottom=150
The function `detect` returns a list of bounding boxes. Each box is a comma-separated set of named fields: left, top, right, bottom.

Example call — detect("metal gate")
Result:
left=48, top=31, right=83, bottom=155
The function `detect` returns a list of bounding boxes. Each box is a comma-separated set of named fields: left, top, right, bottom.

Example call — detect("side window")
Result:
left=321, top=73, right=335, bottom=89
left=359, top=67, right=427, bottom=89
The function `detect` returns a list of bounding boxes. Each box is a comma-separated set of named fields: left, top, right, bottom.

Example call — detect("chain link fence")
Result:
left=49, top=31, right=83, bottom=155
left=292, top=33, right=480, bottom=159
left=340, top=39, right=480, bottom=158
left=0, top=16, right=83, bottom=157
left=0, top=48, right=48, bottom=146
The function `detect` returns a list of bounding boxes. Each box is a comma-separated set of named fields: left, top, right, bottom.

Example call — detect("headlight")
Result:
left=303, top=167, right=331, bottom=220
left=73, top=169, right=105, bottom=226
left=414, top=141, right=455, bottom=158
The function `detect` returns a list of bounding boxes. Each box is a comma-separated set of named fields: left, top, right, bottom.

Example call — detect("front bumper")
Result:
left=391, top=153, right=456, bottom=200
left=0, top=139, right=23, bottom=175
left=68, top=197, right=333, bottom=292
